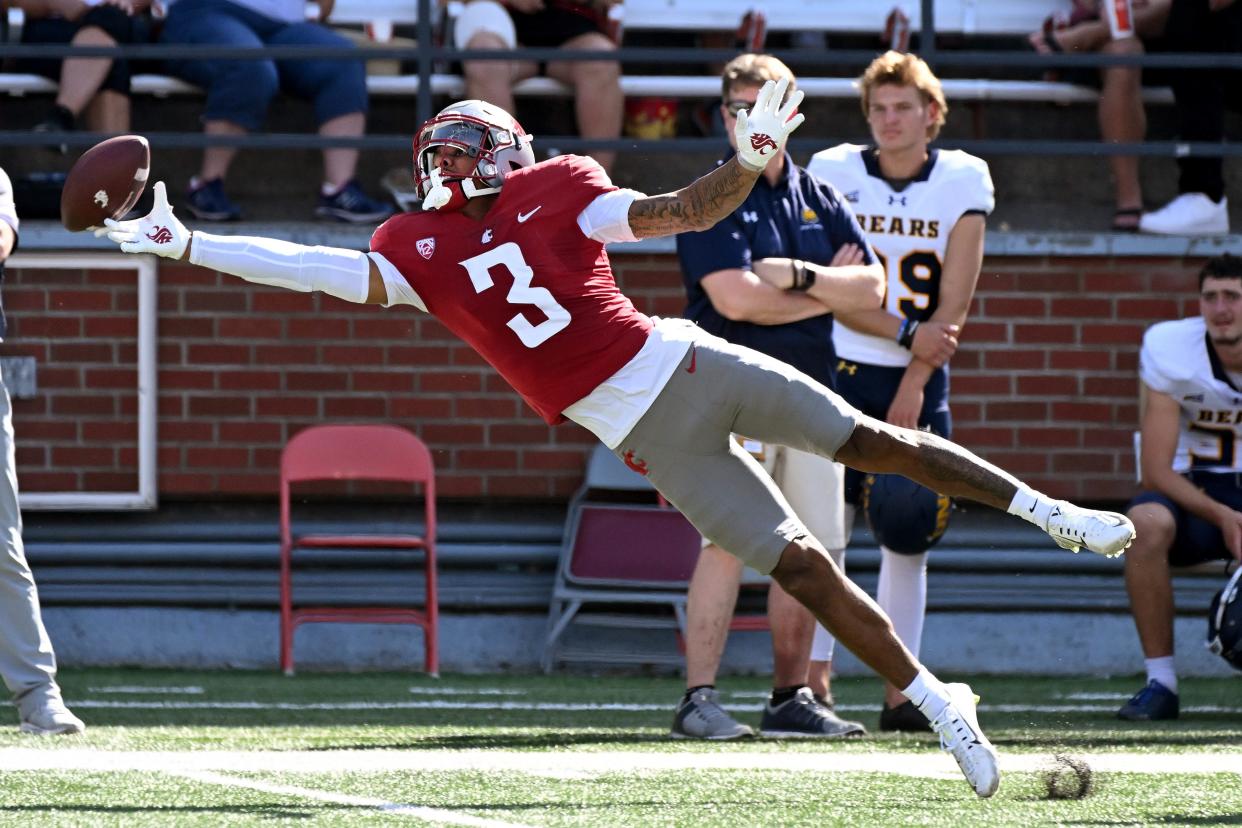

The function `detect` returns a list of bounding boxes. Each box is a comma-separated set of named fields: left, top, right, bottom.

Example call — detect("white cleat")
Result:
left=1045, top=501, right=1136, bottom=557
left=930, top=683, right=1000, bottom=799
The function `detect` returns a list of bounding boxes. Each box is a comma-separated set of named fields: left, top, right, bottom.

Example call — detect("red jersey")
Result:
left=370, top=155, right=653, bottom=424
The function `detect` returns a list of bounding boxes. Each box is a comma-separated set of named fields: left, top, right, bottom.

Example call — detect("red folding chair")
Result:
left=541, top=444, right=705, bottom=672
left=279, top=424, right=438, bottom=676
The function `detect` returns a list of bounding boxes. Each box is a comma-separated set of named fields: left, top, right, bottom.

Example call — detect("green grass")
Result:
left=0, top=669, right=1238, bottom=826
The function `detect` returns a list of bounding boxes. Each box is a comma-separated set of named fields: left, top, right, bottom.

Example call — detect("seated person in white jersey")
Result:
left=797, top=51, right=993, bottom=732
left=1119, top=253, right=1242, bottom=721
left=103, top=81, right=1137, bottom=799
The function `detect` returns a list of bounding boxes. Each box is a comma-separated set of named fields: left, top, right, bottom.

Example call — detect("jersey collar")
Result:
left=1206, top=331, right=1242, bottom=391
left=862, top=146, right=939, bottom=191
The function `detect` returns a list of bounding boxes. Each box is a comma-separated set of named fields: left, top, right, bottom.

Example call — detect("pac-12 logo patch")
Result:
left=416, top=237, right=435, bottom=259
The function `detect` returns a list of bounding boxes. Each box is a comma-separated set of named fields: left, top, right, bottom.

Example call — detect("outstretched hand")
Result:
left=101, top=181, right=191, bottom=260
left=734, top=77, right=806, bottom=172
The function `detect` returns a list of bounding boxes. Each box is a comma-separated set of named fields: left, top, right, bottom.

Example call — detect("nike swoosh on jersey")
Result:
left=516, top=205, right=543, bottom=223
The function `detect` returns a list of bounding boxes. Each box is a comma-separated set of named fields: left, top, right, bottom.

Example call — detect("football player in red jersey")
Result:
left=106, top=79, right=1137, bottom=799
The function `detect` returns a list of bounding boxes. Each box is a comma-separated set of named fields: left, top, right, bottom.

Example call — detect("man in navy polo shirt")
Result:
left=670, top=54, right=886, bottom=741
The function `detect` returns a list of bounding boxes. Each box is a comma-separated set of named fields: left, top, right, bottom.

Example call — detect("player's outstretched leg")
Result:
left=770, top=537, right=1000, bottom=798
left=834, top=418, right=1136, bottom=558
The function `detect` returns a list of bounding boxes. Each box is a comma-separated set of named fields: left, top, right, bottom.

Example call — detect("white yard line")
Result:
left=407, top=688, right=527, bottom=696
left=170, top=769, right=535, bottom=828
left=87, top=686, right=206, bottom=695
left=62, top=699, right=1242, bottom=715
left=1, top=748, right=1240, bottom=776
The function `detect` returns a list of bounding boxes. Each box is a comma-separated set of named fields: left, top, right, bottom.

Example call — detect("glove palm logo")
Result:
left=147, top=226, right=173, bottom=244
left=749, top=133, right=778, bottom=154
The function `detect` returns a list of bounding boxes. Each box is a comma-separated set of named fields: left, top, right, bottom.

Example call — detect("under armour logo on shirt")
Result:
left=888, top=195, right=907, bottom=206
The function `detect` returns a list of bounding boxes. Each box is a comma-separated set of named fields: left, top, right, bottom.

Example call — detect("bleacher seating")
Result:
left=1, top=1, right=1174, bottom=108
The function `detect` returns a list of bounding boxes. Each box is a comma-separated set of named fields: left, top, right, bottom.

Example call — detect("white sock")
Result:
left=810, top=621, right=835, bottom=662
left=877, top=547, right=929, bottom=659
left=902, top=667, right=951, bottom=720
left=808, top=547, right=846, bottom=661
left=1145, top=656, right=1178, bottom=694
left=1007, top=484, right=1056, bottom=529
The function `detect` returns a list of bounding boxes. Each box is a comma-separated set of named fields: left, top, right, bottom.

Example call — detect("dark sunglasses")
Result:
left=723, top=100, right=754, bottom=117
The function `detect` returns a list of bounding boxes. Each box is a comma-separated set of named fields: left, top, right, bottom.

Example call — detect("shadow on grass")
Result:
left=304, top=730, right=676, bottom=750
left=0, top=805, right=332, bottom=817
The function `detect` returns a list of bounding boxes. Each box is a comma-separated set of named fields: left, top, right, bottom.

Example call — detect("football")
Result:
left=59, top=135, right=150, bottom=232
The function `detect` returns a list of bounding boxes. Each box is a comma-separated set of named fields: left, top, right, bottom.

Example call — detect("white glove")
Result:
left=733, top=77, right=806, bottom=172
left=102, top=181, right=191, bottom=260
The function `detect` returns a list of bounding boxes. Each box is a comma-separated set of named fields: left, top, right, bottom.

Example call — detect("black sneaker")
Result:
left=760, top=687, right=866, bottom=739
left=316, top=180, right=395, bottom=223
left=33, top=104, right=75, bottom=156
left=669, top=687, right=754, bottom=740
left=1117, top=679, right=1179, bottom=721
left=879, top=699, right=933, bottom=733
left=186, top=178, right=242, bottom=222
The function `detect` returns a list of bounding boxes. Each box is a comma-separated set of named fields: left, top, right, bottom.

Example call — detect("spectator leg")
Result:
left=1122, top=502, right=1177, bottom=659
left=320, top=113, right=366, bottom=190
left=547, top=31, right=622, bottom=174
left=1098, top=37, right=1146, bottom=219
left=56, top=25, right=116, bottom=118
left=767, top=579, right=813, bottom=688
left=201, top=120, right=248, bottom=182
left=269, top=21, right=371, bottom=191
left=683, top=543, right=743, bottom=687
left=1165, top=0, right=1228, bottom=201
left=82, top=90, right=130, bottom=133
left=462, top=30, right=526, bottom=115
left=161, top=2, right=280, bottom=186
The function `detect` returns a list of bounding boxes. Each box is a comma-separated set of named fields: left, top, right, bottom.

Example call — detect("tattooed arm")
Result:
left=626, top=77, right=804, bottom=240
left=626, top=158, right=762, bottom=239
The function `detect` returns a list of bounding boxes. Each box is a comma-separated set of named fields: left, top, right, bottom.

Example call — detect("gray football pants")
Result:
left=615, top=332, right=859, bottom=575
left=0, top=364, right=58, bottom=709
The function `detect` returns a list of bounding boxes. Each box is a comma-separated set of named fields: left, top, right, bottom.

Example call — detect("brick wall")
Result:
left=0, top=253, right=1200, bottom=504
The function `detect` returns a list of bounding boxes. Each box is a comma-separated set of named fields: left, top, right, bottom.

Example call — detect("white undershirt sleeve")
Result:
left=577, top=188, right=643, bottom=244
left=188, top=232, right=371, bottom=304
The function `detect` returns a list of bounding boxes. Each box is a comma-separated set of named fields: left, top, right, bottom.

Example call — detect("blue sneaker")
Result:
left=1117, top=679, right=1179, bottom=721
left=316, top=180, right=394, bottom=223
left=186, top=178, right=242, bottom=222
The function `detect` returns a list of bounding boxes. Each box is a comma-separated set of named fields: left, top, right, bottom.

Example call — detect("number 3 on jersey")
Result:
left=460, top=242, right=571, bottom=347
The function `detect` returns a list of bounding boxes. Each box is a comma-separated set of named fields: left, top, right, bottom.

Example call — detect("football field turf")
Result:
left=1, top=669, right=1239, bottom=826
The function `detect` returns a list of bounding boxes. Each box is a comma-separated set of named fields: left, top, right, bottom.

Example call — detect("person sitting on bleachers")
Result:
left=453, top=0, right=622, bottom=174
left=15, top=0, right=156, bottom=152
left=159, top=0, right=394, bottom=222
left=1028, top=0, right=1171, bottom=232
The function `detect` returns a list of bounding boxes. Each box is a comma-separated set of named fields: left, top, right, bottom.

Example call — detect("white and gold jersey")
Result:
left=1142, top=316, right=1242, bottom=474
left=808, top=145, right=993, bottom=367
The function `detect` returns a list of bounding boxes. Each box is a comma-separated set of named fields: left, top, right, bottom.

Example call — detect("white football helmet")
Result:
left=412, top=100, right=536, bottom=211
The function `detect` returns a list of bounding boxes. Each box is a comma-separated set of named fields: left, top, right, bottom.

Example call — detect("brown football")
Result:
left=60, top=135, right=150, bottom=232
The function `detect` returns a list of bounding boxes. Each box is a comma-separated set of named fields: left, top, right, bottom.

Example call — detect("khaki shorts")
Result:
left=615, top=332, right=859, bottom=574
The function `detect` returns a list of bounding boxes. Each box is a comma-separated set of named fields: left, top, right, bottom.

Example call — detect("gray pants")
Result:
left=616, top=332, right=859, bottom=575
left=0, top=364, right=58, bottom=713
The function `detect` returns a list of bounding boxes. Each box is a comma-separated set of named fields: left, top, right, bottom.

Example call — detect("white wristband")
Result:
left=189, top=232, right=371, bottom=304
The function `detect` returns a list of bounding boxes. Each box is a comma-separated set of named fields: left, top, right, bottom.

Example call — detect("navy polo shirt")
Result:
left=677, top=153, right=875, bottom=389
